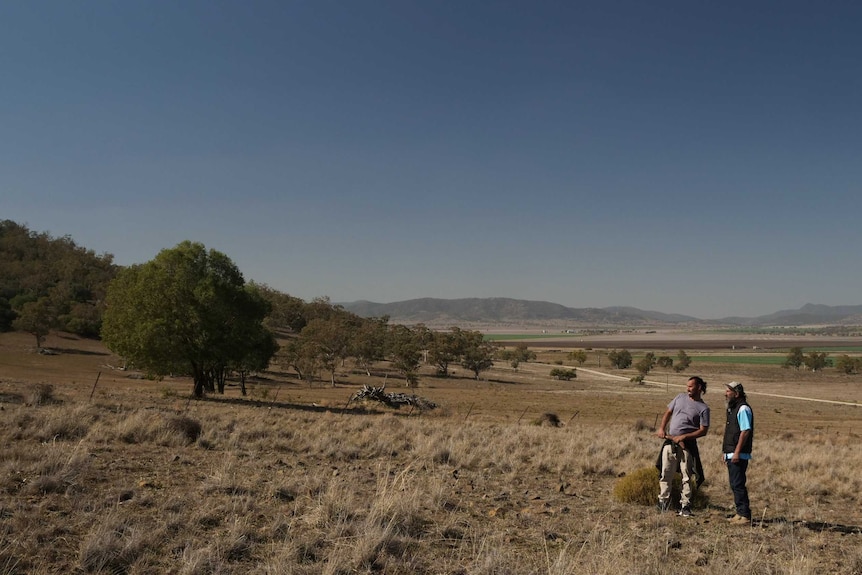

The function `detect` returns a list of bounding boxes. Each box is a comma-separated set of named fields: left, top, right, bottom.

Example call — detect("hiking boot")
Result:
left=678, top=506, right=693, bottom=517
left=657, top=501, right=670, bottom=513
left=728, top=514, right=751, bottom=525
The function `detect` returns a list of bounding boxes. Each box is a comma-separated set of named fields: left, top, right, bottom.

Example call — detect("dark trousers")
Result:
left=727, top=459, right=750, bottom=519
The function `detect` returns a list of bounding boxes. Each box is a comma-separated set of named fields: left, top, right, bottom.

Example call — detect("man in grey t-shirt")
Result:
left=656, top=376, right=710, bottom=516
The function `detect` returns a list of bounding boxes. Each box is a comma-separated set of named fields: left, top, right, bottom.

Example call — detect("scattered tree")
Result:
left=634, top=352, right=656, bottom=379
left=803, top=351, right=829, bottom=372
left=387, top=324, right=422, bottom=387
left=835, top=354, right=861, bottom=375
left=350, top=317, right=388, bottom=376
left=460, top=332, right=497, bottom=380
left=674, top=350, right=691, bottom=373
left=568, top=349, right=588, bottom=365
left=608, top=349, right=633, bottom=369
left=278, top=337, right=321, bottom=384
left=499, top=342, right=536, bottom=371
left=428, top=327, right=465, bottom=377
left=12, top=297, right=55, bottom=349
left=783, top=347, right=804, bottom=370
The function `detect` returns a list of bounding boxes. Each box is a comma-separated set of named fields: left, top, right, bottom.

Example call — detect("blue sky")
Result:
left=3, top=1, right=860, bottom=319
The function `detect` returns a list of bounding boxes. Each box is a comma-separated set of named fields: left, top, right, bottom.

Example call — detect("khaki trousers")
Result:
left=659, top=442, right=695, bottom=508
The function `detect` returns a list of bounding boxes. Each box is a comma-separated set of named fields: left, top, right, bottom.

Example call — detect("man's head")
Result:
left=687, top=376, right=706, bottom=399
left=725, top=381, right=745, bottom=402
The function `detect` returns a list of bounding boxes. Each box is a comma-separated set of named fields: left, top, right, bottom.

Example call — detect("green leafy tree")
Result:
left=101, top=241, right=275, bottom=397
left=783, top=347, right=804, bottom=370
left=12, top=296, right=55, bottom=349
left=252, top=282, right=308, bottom=334
left=674, top=350, right=691, bottom=373
left=278, top=337, right=321, bottom=384
left=835, top=354, right=861, bottom=375
left=499, top=342, right=536, bottom=371
left=568, top=349, right=588, bottom=365
left=429, top=327, right=465, bottom=377
left=460, top=331, right=496, bottom=380
left=230, top=300, right=280, bottom=395
left=387, top=324, right=422, bottom=387
left=350, top=317, right=388, bottom=376
left=634, top=352, right=656, bottom=378
left=300, top=316, right=352, bottom=387
left=657, top=355, right=674, bottom=369
left=512, top=342, right=536, bottom=363
left=608, top=349, right=633, bottom=369
left=803, top=351, right=829, bottom=372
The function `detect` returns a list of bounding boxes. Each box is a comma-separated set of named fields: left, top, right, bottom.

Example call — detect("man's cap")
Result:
left=725, top=381, right=744, bottom=394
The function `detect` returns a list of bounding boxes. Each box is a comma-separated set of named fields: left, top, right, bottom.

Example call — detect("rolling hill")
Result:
left=339, top=298, right=862, bottom=328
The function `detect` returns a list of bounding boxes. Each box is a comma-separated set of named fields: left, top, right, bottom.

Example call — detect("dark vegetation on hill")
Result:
left=0, top=220, right=117, bottom=336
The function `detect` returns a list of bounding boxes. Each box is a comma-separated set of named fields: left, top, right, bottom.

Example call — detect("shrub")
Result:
left=167, top=416, right=202, bottom=444
left=613, top=466, right=659, bottom=506
left=613, top=465, right=711, bottom=509
left=28, top=383, right=55, bottom=405
left=533, top=413, right=561, bottom=427
left=549, top=368, right=577, bottom=381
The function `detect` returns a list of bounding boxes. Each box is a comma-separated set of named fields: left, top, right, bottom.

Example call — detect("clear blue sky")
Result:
left=3, top=1, right=860, bottom=319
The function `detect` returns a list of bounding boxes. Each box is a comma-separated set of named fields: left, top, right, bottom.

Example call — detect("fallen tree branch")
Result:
left=349, top=384, right=438, bottom=411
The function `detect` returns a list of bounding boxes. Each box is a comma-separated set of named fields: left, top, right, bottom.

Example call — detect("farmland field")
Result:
left=1, top=329, right=861, bottom=574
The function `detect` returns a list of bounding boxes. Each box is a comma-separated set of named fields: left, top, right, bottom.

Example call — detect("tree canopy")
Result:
left=608, top=349, right=633, bottom=369
left=101, top=241, right=276, bottom=397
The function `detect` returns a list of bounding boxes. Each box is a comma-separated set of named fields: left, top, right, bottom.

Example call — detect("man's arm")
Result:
left=656, top=408, right=673, bottom=439
left=731, top=406, right=752, bottom=462
left=674, top=425, right=708, bottom=444
left=731, top=429, right=750, bottom=462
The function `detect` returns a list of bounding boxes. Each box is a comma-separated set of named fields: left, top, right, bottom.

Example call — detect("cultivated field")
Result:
left=1, top=330, right=861, bottom=574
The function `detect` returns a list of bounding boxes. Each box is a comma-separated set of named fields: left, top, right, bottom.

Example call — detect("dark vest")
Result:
left=723, top=400, right=754, bottom=454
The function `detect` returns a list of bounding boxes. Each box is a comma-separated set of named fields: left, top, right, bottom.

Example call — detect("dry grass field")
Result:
left=2, top=330, right=861, bottom=574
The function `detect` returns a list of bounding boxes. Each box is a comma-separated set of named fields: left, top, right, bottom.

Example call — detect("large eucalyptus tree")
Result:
left=101, top=241, right=275, bottom=397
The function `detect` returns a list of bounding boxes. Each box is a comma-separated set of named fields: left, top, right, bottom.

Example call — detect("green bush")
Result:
left=613, top=466, right=659, bottom=506
left=549, top=368, right=577, bottom=380
left=613, top=466, right=710, bottom=509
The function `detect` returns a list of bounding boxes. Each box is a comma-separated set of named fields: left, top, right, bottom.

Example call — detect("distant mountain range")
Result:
left=339, top=298, right=862, bottom=327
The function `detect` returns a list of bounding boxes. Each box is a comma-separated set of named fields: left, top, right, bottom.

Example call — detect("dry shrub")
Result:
left=33, top=404, right=93, bottom=442
left=78, top=515, right=151, bottom=574
left=116, top=410, right=202, bottom=447
left=28, top=383, right=56, bottom=405
left=167, top=415, right=202, bottom=444
left=613, top=466, right=659, bottom=506
left=534, top=412, right=561, bottom=427
left=116, top=410, right=155, bottom=444
left=632, top=418, right=651, bottom=432
left=613, top=465, right=710, bottom=509
left=27, top=442, right=90, bottom=495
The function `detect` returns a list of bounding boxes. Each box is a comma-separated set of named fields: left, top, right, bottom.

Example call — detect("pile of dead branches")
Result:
left=349, top=384, right=438, bottom=411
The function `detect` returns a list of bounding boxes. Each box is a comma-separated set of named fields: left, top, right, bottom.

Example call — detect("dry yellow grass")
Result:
left=1, top=331, right=862, bottom=574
